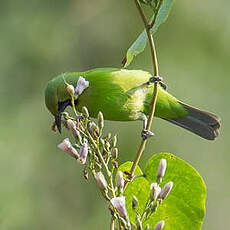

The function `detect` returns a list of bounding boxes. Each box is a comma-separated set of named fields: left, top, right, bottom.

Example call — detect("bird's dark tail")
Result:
left=164, top=102, right=221, bottom=140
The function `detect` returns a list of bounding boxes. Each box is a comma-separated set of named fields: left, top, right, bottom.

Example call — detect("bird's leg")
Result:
left=149, top=75, right=167, bottom=90
left=141, top=115, right=155, bottom=140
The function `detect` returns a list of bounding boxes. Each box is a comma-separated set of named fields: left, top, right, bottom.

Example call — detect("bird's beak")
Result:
left=54, top=99, right=72, bottom=133
left=55, top=113, right=62, bottom=133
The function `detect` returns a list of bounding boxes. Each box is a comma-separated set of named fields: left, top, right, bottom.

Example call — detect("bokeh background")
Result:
left=0, top=0, right=229, bottom=229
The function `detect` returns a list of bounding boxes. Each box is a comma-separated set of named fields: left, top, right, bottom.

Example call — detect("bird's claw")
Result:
left=141, top=129, right=155, bottom=140
left=149, top=76, right=167, bottom=90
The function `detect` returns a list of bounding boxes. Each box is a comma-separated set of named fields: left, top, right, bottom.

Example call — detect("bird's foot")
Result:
left=149, top=75, right=167, bottom=90
left=141, top=129, right=155, bottom=140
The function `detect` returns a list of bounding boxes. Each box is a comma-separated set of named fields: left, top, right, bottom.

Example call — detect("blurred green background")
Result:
left=0, top=1, right=229, bottom=229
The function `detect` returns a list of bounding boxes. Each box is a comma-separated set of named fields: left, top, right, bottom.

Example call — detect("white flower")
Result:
left=150, top=183, right=161, bottom=201
left=95, top=172, right=107, bottom=190
left=157, top=159, right=167, bottom=180
left=158, top=182, right=173, bottom=200
left=154, top=220, right=165, bottom=230
left=75, top=76, right=89, bottom=95
left=57, top=138, right=79, bottom=159
left=111, top=196, right=128, bottom=218
left=77, top=142, right=88, bottom=164
left=117, top=171, right=125, bottom=192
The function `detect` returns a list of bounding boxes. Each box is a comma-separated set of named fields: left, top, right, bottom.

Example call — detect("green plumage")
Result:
left=45, top=68, right=220, bottom=140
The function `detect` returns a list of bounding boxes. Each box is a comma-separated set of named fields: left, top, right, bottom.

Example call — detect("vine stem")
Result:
left=125, top=0, right=160, bottom=187
left=110, top=218, right=115, bottom=230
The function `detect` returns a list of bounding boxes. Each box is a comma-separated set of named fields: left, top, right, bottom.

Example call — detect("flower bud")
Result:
left=67, top=119, right=82, bottom=142
left=158, top=182, right=173, bottom=200
left=82, top=106, right=89, bottom=118
left=66, top=84, right=75, bottom=95
left=112, top=135, right=117, bottom=147
left=112, top=148, right=118, bottom=159
left=106, top=132, right=111, bottom=140
left=111, top=196, right=128, bottom=218
left=157, top=159, right=167, bottom=182
left=150, top=183, right=161, bottom=201
left=98, top=111, right=104, bottom=130
left=88, top=121, right=99, bottom=138
left=112, top=161, right=119, bottom=169
left=153, top=220, right=165, bottom=230
left=57, top=138, right=79, bottom=159
left=77, top=142, right=88, bottom=164
left=132, top=195, right=138, bottom=210
left=105, top=141, right=110, bottom=151
left=75, top=76, right=89, bottom=95
left=117, top=171, right=125, bottom=193
left=144, top=224, right=150, bottom=230
left=95, top=171, right=107, bottom=190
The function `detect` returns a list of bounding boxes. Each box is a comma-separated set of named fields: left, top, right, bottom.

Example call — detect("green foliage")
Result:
left=123, top=0, right=174, bottom=68
left=119, top=153, right=207, bottom=230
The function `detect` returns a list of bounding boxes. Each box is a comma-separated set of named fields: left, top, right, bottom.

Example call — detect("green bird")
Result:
left=45, top=68, right=220, bottom=140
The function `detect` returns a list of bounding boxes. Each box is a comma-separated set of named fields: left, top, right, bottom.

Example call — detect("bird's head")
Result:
left=45, top=73, right=89, bottom=133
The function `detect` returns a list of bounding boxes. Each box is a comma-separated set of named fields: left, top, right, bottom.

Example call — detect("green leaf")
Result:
left=123, top=153, right=207, bottom=230
left=123, top=0, right=174, bottom=68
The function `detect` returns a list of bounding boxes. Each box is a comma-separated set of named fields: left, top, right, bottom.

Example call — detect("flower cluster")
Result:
left=55, top=78, right=173, bottom=230
left=131, top=159, right=173, bottom=230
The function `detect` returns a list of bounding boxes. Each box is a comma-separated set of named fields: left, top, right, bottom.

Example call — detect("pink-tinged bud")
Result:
left=75, top=76, right=89, bottom=95
left=117, top=171, right=125, bottom=192
left=57, top=138, right=79, bottom=159
left=111, top=196, right=128, bottom=218
left=88, top=122, right=99, bottom=138
left=154, top=220, right=165, bottom=230
left=95, top=172, right=107, bottom=190
left=150, top=183, right=161, bottom=201
left=157, top=159, right=167, bottom=180
left=77, top=142, right=88, bottom=164
left=158, top=182, right=173, bottom=200
left=66, top=84, right=75, bottom=95
left=67, top=119, right=82, bottom=141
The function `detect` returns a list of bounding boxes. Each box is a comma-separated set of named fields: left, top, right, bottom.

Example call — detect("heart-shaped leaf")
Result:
left=120, top=153, right=206, bottom=230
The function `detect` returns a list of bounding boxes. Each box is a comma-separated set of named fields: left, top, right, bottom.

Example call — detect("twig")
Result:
left=125, top=0, right=160, bottom=186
